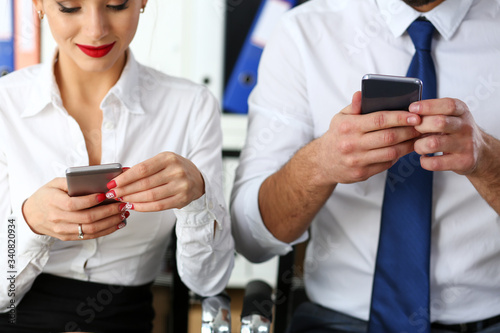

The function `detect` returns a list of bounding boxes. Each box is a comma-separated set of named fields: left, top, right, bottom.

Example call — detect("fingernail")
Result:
left=119, top=203, right=127, bottom=212
left=106, top=190, right=116, bottom=199
left=120, top=211, right=130, bottom=220
left=114, top=197, right=124, bottom=201
left=124, top=203, right=134, bottom=210
left=122, top=167, right=130, bottom=171
left=117, top=221, right=127, bottom=229
left=96, top=193, right=106, bottom=203
left=107, top=180, right=117, bottom=190
left=409, top=102, right=421, bottom=113
left=407, top=115, right=419, bottom=125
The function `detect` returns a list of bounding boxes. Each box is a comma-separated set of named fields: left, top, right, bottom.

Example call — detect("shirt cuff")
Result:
left=244, top=175, right=308, bottom=253
left=13, top=202, right=54, bottom=256
left=173, top=172, right=224, bottom=230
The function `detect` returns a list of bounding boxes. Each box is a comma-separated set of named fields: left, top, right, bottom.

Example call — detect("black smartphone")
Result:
left=361, top=74, right=422, bottom=114
left=66, top=163, right=123, bottom=204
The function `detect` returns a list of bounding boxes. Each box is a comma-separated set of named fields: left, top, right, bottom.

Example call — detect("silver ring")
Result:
left=78, top=224, right=84, bottom=240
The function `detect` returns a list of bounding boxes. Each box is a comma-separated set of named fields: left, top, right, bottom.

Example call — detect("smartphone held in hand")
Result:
left=66, top=163, right=122, bottom=203
left=361, top=74, right=422, bottom=114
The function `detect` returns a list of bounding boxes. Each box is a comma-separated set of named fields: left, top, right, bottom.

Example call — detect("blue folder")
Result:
left=0, top=0, right=15, bottom=76
left=223, top=0, right=297, bottom=114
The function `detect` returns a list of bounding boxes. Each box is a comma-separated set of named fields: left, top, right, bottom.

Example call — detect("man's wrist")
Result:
left=296, top=136, right=338, bottom=190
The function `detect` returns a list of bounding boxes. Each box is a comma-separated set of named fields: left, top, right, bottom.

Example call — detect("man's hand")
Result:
left=316, top=91, right=422, bottom=186
left=410, top=98, right=485, bottom=175
left=258, top=91, right=423, bottom=243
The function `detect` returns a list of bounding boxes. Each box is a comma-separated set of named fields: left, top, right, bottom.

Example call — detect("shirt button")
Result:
left=208, top=202, right=214, bottom=210
left=103, top=121, right=115, bottom=130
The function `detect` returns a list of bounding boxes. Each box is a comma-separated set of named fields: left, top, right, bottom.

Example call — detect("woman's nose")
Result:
left=84, top=8, right=109, bottom=41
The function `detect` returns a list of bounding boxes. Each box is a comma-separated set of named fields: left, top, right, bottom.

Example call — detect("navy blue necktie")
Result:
left=368, top=19, right=436, bottom=333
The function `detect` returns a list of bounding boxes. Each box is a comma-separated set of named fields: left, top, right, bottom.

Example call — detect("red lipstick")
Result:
left=77, top=42, right=116, bottom=58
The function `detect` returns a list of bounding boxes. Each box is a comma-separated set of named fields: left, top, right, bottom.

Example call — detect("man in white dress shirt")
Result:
left=231, top=0, right=500, bottom=331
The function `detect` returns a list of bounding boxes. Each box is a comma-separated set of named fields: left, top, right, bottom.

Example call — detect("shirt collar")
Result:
left=101, top=50, right=145, bottom=115
left=375, top=0, right=475, bottom=40
left=21, top=50, right=61, bottom=118
left=21, top=48, right=145, bottom=118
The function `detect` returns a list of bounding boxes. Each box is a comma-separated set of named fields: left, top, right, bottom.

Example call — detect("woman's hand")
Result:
left=105, top=152, right=205, bottom=212
left=22, top=178, right=128, bottom=241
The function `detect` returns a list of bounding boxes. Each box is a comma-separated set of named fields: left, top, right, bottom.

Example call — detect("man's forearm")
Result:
left=467, top=131, right=500, bottom=215
left=258, top=138, right=336, bottom=243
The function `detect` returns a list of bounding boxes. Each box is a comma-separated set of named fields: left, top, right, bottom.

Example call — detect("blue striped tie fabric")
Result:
left=368, top=19, right=436, bottom=333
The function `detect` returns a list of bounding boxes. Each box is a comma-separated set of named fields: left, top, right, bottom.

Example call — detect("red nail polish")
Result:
left=106, top=190, right=116, bottom=199
left=125, top=203, right=134, bottom=210
left=124, top=211, right=130, bottom=218
left=122, top=167, right=130, bottom=171
left=96, top=193, right=106, bottom=203
left=107, top=180, right=117, bottom=190
left=119, top=203, right=127, bottom=212
left=114, top=197, right=124, bottom=201
left=117, top=221, right=127, bottom=229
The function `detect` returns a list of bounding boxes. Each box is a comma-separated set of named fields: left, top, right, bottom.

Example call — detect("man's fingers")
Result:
left=351, top=91, right=362, bottom=115
left=414, top=113, right=464, bottom=135
left=419, top=154, right=474, bottom=173
left=361, top=127, right=421, bottom=150
left=361, top=111, right=421, bottom=133
left=337, top=139, right=416, bottom=182
left=340, top=91, right=362, bottom=115
left=409, top=98, right=468, bottom=117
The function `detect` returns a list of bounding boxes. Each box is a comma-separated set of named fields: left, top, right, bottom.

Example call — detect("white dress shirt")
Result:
left=231, top=0, right=500, bottom=324
left=0, top=50, right=234, bottom=312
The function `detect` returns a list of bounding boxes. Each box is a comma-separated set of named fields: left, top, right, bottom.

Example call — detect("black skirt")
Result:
left=0, top=273, right=154, bottom=333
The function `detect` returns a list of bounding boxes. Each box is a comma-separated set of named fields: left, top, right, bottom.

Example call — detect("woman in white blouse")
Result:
left=0, top=0, right=234, bottom=331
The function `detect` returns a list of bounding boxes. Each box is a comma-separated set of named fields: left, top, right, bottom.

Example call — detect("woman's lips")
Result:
left=76, top=42, right=116, bottom=58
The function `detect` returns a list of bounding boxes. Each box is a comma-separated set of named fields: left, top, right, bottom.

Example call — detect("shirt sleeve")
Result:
left=230, top=15, right=312, bottom=263
left=173, top=87, right=234, bottom=297
left=0, top=128, right=54, bottom=313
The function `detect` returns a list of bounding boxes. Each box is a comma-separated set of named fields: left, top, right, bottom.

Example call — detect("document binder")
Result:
left=0, top=0, right=15, bottom=76
left=14, top=0, right=40, bottom=70
left=223, top=0, right=297, bottom=114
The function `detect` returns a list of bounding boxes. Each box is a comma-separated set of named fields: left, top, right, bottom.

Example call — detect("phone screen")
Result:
left=361, top=74, right=422, bottom=114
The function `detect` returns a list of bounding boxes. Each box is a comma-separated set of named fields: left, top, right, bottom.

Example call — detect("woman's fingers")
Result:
left=49, top=210, right=130, bottom=241
left=104, top=152, right=205, bottom=212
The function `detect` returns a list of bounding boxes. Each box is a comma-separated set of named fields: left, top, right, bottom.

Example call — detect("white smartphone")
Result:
left=361, top=74, right=422, bottom=114
left=66, top=163, right=123, bottom=204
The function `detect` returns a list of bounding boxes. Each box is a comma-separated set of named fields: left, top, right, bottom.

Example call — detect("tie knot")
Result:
left=407, top=19, right=435, bottom=52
